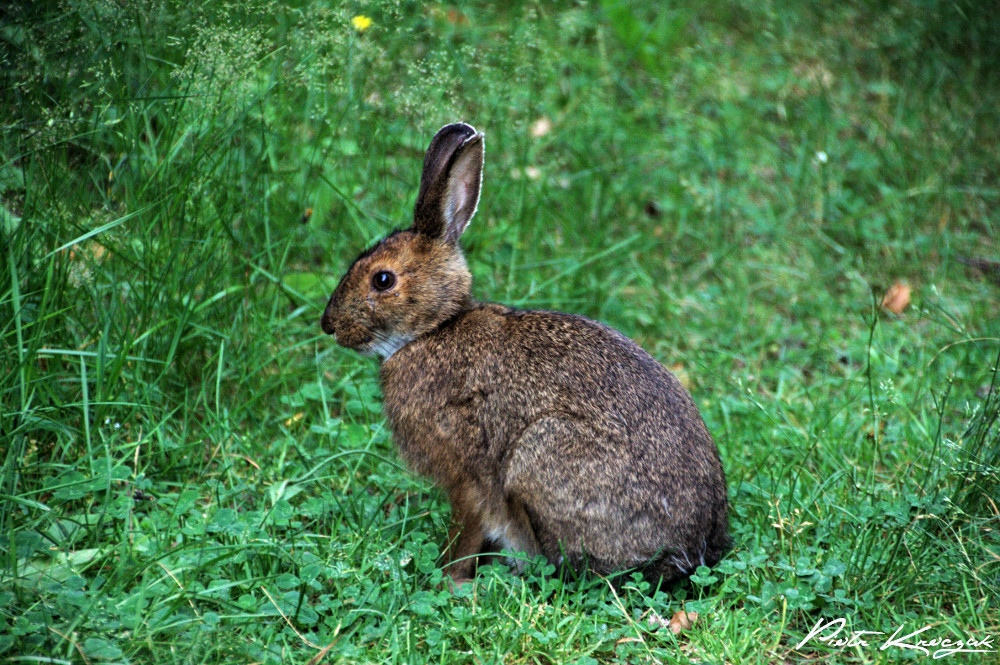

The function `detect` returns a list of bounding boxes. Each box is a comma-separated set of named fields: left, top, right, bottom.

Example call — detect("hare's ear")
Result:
left=413, top=122, right=484, bottom=243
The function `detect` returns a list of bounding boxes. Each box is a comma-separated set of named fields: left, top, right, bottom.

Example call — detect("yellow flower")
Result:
left=351, top=15, right=373, bottom=33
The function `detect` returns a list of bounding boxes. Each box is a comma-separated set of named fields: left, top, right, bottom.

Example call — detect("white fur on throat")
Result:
left=369, top=334, right=414, bottom=361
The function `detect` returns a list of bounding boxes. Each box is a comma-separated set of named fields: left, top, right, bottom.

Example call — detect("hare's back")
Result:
left=491, top=307, right=709, bottom=438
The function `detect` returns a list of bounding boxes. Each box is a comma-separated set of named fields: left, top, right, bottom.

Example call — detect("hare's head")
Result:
left=321, top=123, right=484, bottom=358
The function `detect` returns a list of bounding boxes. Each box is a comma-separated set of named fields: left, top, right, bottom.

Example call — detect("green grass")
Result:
left=2, top=1, right=998, bottom=663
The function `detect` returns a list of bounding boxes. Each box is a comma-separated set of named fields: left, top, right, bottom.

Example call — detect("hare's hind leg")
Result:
left=482, top=497, right=541, bottom=574
left=505, top=417, right=635, bottom=572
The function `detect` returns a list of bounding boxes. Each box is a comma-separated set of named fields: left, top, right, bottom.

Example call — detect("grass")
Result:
left=2, top=0, right=998, bottom=663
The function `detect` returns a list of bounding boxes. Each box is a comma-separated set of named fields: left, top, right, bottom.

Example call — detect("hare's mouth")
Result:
left=323, top=316, right=372, bottom=349
left=328, top=321, right=412, bottom=361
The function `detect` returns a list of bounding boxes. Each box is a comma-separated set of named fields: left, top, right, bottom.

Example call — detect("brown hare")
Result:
left=321, top=122, right=729, bottom=585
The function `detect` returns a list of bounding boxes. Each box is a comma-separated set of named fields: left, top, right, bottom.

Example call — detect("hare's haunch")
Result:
left=322, top=123, right=730, bottom=584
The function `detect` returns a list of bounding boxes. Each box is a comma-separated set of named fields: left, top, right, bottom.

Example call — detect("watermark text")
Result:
left=795, top=617, right=995, bottom=659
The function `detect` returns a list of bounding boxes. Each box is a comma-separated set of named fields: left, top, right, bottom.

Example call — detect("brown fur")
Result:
left=322, top=122, right=729, bottom=584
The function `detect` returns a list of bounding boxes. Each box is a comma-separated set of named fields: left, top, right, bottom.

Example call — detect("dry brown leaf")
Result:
left=881, top=282, right=911, bottom=314
left=445, top=8, right=468, bottom=25
left=669, top=610, right=698, bottom=635
left=68, top=241, right=111, bottom=263
left=615, top=637, right=644, bottom=645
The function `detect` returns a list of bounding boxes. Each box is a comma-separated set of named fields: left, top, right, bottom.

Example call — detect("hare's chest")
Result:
left=380, top=358, right=490, bottom=481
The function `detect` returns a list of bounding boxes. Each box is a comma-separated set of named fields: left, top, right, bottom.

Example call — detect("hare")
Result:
left=321, top=122, right=729, bottom=585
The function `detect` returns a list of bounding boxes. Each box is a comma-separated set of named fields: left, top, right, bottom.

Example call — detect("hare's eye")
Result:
left=372, top=270, right=396, bottom=291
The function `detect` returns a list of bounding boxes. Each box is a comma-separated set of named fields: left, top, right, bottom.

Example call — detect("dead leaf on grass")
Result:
left=615, top=637, right=644, bottom=645
left=881, top=282, right=911, bottom=314
left=648, top=610, right=699, bottom=635
left=669, top=610, right=698, bottom=635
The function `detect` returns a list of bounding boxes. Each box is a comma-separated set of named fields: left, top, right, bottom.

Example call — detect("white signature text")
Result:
left=795, top=617, right=996, bottom=659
